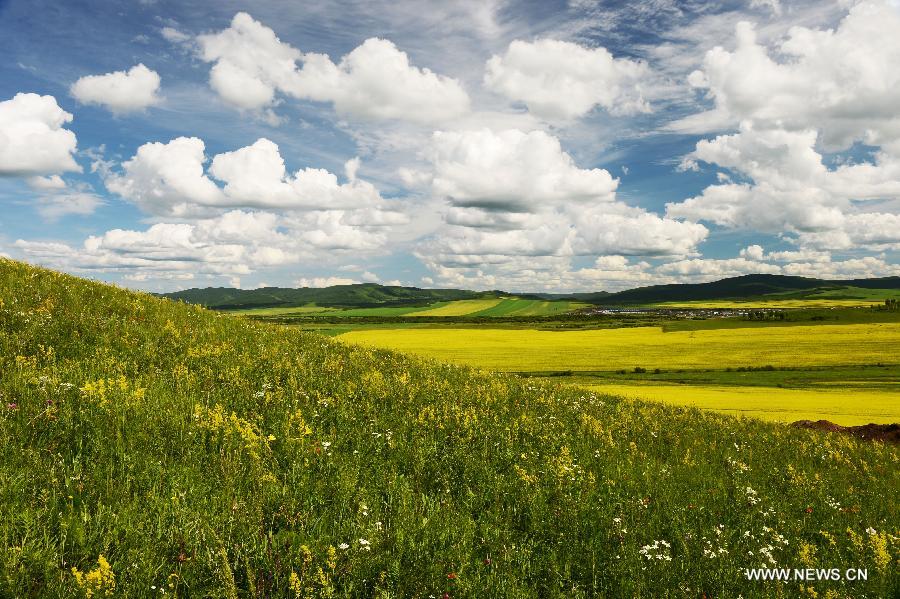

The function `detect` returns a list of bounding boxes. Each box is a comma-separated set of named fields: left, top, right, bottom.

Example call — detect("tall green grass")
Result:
left=1, top=259, right=897, bottom=597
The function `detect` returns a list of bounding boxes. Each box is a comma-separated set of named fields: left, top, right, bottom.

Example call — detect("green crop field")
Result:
left=232, top=305, right=337, bottom=316
left=235, top=297, right=587, bottom=320
left=2, top=259, right=898, bottom=597
left=466, top=298, right=589, bottom=317
left=409, top=298, right=505, bottom=316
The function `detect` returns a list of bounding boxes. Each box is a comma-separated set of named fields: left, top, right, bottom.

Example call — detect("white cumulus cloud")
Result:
left=70, top=64, right=162, bottom=114
left=105, top=136, right=401, bottom=224
left=485, top=39, right=651, bottom=120
left=0, top=93, right=79, bottom=176
left=673, top=2, right=900, bottom=150
left=413, top=128, right=707, bottom=285
left=104, top=137, right=224, bottom=217
left=195, top=12, right=469, bottom=124
left=295, top=276, right=359, bottom=288
left=666, top=123, right=900, bottom=249
left=426, top=128, right=618, bottom=212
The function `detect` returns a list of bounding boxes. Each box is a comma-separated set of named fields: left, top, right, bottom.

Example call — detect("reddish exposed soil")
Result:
left=791, top=419, right=900, bottom=444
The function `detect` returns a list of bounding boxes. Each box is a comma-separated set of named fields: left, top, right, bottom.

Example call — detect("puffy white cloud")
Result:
left=666, top=123, right=900, bottom=249
left=572, top=208, right=708, bottom=257
left=426, top=129, right=618, bottom=212
left=105, top=136, right=404, bottom=228
left=412, top=128, right=708, bottom=286
left=657, top=257, right=782, bottom=278
left=739, top=244, right=765, bottom=261
left=104, top=137, right=223, bottom=217
left=207, top=139, right=295, bottom=205
left=795, top=213, right=900, bottom=251
left=15, top=210, right=292, bottom=280
left=295, top=276, right=359, bottom=288
left=782, top=256, right=900, bottom=279
left=652, top=248, right=900, bottom=285
left=197, top=13, right=301, bottom=111
left=208, top=138, right=384, bottom=211
left=420, top=129, right=704, bottom=255
left=96, top=135, right=409, bottom=269
left=196, top=12, right=469, bottom=123
left=12, top=200, right=409, bottom=288
left=0, top=93, right=79, bottom=176
left=485, top=39, right=651, bottom=120
left=295, top=38, right=470, bottom=123
left=70, top=64, right=162, bottom=114
left=675, top=2, right=900, bottom=149
left=568, top=256, right=658, bottom=290
left=666, top=181, right=844, bottom=234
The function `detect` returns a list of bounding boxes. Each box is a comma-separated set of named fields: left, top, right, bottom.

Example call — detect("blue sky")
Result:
left=1, top=0, right=899, bottom=291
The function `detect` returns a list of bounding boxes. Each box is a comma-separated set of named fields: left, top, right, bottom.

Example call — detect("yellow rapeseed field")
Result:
left=341, top=323, right=900, bottom=372
left=583, top=383, right=899, bottom=425
left=410, top=298, right=504, bottom=316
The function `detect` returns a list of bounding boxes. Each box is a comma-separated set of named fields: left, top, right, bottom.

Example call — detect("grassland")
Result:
left=2, top=259, right=898, bottom=597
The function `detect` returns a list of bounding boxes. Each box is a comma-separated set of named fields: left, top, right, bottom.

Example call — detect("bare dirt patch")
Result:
left=792, top=419, right=900, bottom=444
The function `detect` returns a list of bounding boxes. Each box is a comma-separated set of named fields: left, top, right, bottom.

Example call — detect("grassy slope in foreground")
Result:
left=1, top=260, right=898, bottom=597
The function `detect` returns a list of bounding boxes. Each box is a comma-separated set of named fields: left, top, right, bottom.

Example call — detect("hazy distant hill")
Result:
left=590, top=274, right=900, bottom=305
left=160, top=274, right=900, bottom=310
left=560, top=274, right=900, bottom=305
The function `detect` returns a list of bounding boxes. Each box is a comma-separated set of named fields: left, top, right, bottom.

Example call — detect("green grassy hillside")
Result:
left=161, top=284, right=489, bottom=310
left=1, top=259, right=898, bottom=597
left=548, top=274, right=900, bottom=305
left=160, top=274, right=900, bottom=312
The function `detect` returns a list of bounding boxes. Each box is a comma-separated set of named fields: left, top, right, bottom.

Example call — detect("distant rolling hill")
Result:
left=160, top=274, right=900, bottom=310
left=561, top=274, right=900, bottom=305
left=159, top=283, right=496, bottom=310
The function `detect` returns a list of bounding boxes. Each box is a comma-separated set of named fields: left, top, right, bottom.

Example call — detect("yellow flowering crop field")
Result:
left=341, top=324, right=900, bottom=372
left=584, top=383, right=898, bottom=425
left=1, top=259, right=898, bottom=597
left=407, top=298, right=505, bottom=316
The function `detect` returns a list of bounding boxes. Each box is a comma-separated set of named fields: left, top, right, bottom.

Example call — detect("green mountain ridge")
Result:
left=563, top=274, right=900, bottom=305
left=161, top=282, right=503, bottom=309
left=161, top=273, right=900, bottom=310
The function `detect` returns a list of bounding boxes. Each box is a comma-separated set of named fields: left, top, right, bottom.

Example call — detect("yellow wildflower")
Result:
left=71, top=554, right=115, bottom=597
